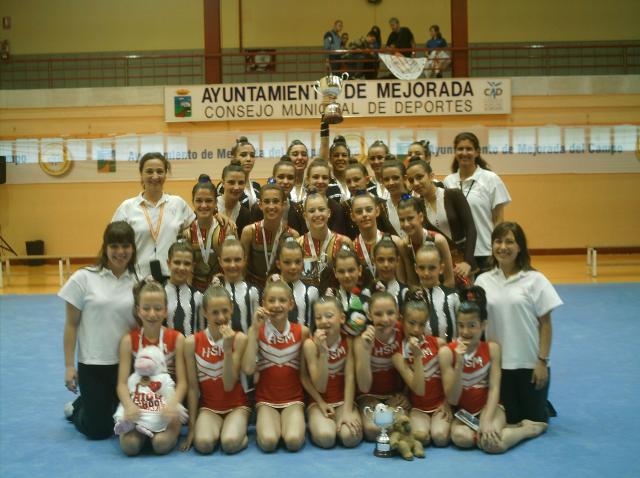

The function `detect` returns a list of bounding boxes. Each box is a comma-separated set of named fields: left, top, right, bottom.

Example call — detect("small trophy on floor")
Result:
left=363, top=403, right=403, bottom=457
left=313, top=72, right=349, bottom=124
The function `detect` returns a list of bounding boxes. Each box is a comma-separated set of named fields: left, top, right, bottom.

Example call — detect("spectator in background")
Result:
left=345, top=29, right=380, bottom=79
left=340, top=32, right=351, bottom=73
left=370, top=26, right=382, bottom=49
left=386, top=17, right=415, bottom=58
left=341, top=32, right=350, bottom=49
left=324, top=20, right=344, bottom=72
left=427, top=24, right=447, bottom=50
left=426, top=24, right=449, bottom=78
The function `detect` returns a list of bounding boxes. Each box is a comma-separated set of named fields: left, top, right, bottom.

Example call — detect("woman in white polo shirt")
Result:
left=476, top=221, right=563, bottom=425
left=112, top=152, right=195, bottom=279
left=60, top=221, right=139, bottom=439
left=443, top=132, right=511, bottom=273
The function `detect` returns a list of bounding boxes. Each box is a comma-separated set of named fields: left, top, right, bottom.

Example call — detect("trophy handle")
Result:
left=392, top=406, right=404, bottom=420
left=363, top=406, right=373, bottom=420
left=341, top=72, right=350, bottom=81
left=313, top=81, right=321, bottom=95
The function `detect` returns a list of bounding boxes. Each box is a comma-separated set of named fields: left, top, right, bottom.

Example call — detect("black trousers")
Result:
left=500, top=368, right=551, bottom=424
left=71, top=363, right=119, bottom=439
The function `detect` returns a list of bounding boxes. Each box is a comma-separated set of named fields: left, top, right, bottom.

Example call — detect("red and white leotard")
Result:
left=448, top=340, right=491, bottom=415
left=194, top=329, right=248, bottom=413
left=309, top=333, right=348, bottom=407
left=405, top=335, right=445, bottom=413
left=131, top=327, right=179, bottom=380
left=361, top=322, right=403, bottom=397
left=256, top=321, right=304, bottom=407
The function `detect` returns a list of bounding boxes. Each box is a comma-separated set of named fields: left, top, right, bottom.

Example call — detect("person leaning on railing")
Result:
left=386, top=17, right=416, bottom=58
left=323, top=19, right=344, bottom=73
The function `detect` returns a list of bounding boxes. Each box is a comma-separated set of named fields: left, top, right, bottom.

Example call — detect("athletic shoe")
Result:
left=64, top=401, right=74, bottom=421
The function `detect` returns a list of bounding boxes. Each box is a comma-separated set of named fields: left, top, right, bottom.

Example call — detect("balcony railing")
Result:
left=1, top=43, right=638, bottom=89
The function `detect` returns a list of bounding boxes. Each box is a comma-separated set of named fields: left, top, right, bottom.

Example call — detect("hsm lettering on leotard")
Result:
left=201, top=345, right=223, bottom=359
left=269, top=332, right=295, bottom=345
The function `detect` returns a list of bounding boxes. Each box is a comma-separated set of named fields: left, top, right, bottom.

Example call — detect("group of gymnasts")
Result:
left=60, top=125, right=562, bottom=457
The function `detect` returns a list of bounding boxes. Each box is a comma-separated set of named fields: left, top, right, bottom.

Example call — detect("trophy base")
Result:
left=373, top=447, right=396, bottom=458
left=323, top=113, right=343, bottom=125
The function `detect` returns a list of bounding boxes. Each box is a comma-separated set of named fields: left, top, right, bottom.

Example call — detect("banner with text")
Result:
left=3, top=124, right=639, bottom=184
left=164, top=78, right=511, bottom=122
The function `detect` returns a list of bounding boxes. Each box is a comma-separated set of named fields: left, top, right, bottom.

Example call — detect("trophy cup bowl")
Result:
left=314, top=72, right=349, bottom=124
left=363, top=403, right=403, bottom=457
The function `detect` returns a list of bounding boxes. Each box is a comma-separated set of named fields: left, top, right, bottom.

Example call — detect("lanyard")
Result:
left=307, top=231, right=333, bottom=263
left=196, top=222, right=216, bottom=264
left=357, top=230, right=382, bottom=277
left=138, top=327, right=164, bottom=353
left=460, top=179, right=476, bottom=199
left=261, top=220, right=284, bottom=272
left=140, top=201, right=165, bottom=247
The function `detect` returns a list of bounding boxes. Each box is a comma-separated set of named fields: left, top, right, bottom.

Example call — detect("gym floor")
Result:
left=1, top=255, right=639, bottom=477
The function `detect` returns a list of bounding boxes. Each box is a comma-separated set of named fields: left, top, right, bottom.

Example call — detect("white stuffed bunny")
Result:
left=113, top=345, right=186, bottom=437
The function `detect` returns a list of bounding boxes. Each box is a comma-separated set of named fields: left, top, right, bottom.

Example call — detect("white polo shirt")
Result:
left=476, top=268, right=563, bottom=370
left=58, top=267, right=138, bottom=365
left=112, top=193, right=195, bottom=277
left=443, top=168, right=511, bottom=256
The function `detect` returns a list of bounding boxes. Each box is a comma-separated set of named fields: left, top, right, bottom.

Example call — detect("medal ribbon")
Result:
left=306, top=231, right=333, bottom=262
left=139, top=327, right=165, bottom=352
left=196, top=222, right=216, bottom=265
left=141, top=202, right=165, bottom=248
left=357, top=231, right=382, bottom=278
left=261, top=220, right=284, bottom=272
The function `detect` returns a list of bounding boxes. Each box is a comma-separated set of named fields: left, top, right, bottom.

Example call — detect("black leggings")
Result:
left=500, top=368, right=550, bottom=424
left=72, top=363, right=119, bottom=439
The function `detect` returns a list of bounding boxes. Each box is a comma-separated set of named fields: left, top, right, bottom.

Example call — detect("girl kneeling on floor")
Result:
left=242, top=276, right=310, bottom=452
left=181, top=282, right=250, bottom=454
left=116, top=280, right=186, bottom=455
left=439, top=287, right=547, bottom=453
left=392, top=292, right=451, bottom=446
left=304, top=295, right=362, bottom=448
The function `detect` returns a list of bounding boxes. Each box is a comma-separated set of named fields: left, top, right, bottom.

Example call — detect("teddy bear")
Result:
left=389, top=414, right=425, bottom=460
left=113, top=345, right=187, bottom=437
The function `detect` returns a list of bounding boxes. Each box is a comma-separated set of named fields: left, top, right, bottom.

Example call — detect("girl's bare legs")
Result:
left=479, top=407, right=547, bottom=454
left=335, top=404, right=363, bottom=448
left=220, top=408, right=250, bottom=454
left=451, top=418, right=476, bottom=448
left=308, top=406, right=337, bottom=448
left=119, top=429, right=145, bottom=456
left=430, top=410, right=451, bottom=447
left=281, top=403, right=306, bottom=451
left=193, top=409, right=223, bottom=454
left=151, top=418, right=181, bottom=455
left=256, top=405, right=281, bottom=452
left=409, top=409, right=431, bottom=445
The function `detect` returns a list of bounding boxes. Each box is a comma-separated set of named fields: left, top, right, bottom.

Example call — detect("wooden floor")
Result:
left=1, top=254, right=639, bottom=295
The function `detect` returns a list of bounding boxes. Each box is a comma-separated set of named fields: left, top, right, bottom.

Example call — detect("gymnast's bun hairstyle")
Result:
left=192, top=173, right=217, bottom=200
left=330, top=135, right=351, bottom=156
left=456, top=285, right=487, bottom=321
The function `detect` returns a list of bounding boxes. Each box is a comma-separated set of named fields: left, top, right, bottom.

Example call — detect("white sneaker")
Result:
left=64, top=401, right=74, bottom=420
